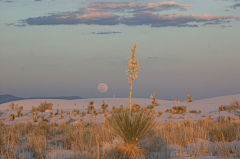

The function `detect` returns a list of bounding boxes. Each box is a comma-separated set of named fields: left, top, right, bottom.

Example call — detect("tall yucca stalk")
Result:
left=126, top=43, right=139, bottom=113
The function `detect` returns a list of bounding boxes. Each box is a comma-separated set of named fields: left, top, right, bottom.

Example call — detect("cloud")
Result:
left=147, top=57, right=161, bottom=59
left=120, top=13, right=233, bottom=27
left=230, top=3, right=240, bottom=9
left=220, top=25, right=232, bottom=28
left=1, top=0, right=13, bottom=2
left=19, top=2, right=234, bottom=27
left=214, top=0, right=240, bottom=1
left=235, top=16, right=240, bottom=19
left=91, top=31, right=121, bottom=34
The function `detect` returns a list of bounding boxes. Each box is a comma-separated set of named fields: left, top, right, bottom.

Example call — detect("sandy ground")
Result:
left=0, top=94, right=239, bottom=159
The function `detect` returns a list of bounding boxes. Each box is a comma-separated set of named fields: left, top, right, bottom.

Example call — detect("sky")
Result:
left=0, top=0, right=240, bottom=100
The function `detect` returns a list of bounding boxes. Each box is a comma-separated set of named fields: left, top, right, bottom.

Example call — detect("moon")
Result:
left=97, top=83, right=108, bottom=93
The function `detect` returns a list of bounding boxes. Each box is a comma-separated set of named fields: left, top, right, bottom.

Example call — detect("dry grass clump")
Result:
left=107, top=109, right=154, bottom=159
left=0, top=115, right=240, bottom=158
left=218, top=99, right=240, bottom=112
left=30, top=101, right=53, bottom=113
left=189, top=110, right=201, bottom=114
left=164, top=109, right=172, bottom=113
left=146, top=104, right=154, bottom=109
left=172, top=106, right=187, bottom=114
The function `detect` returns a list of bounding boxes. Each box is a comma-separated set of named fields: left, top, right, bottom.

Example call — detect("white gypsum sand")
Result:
left=0, top=94, right=239, bottom=159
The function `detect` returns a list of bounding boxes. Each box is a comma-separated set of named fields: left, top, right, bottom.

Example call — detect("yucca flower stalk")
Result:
left=126, top=43, right=139, bottom=113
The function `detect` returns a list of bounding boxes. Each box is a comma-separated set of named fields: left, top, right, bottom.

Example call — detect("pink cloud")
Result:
left=76, top=12, right=118, bottom=21
left=235, top=16, right=240, bottom=19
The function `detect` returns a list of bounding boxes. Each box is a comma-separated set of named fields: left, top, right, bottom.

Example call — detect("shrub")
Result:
left=218, top=100, right=240, bottom=112
left=146, top=104, right=154, bottom=109
left=30, top=101, right=53, bottom=113
left=133, top=104, right=140, bottom=112
left=55, top=109, right=60, bottom=115
left=101, top=100, right=108, bottom=112
left=189, top=110, right=201, bottom=114
left=210, top=124, right=239, bottom=142
left=81, top=112, right=86, bottom=117
left=9, top=114, right=15, bottom=121
left=172, top=106, right=187, bottom=114
left=157, top=111, right=162, bottom=117
left=107, top=109, right=154, bottom=158
left=165, top=109, right=172, bottom=113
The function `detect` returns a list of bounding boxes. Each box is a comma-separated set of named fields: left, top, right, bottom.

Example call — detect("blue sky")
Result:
left=0, top=0, right=240, bottom=100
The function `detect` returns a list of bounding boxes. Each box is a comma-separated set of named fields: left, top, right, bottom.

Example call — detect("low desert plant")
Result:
left=146, top=104, right=154, bottom=109
left=172, top=106, right=187, bottom=114
left=81, top=112, right=86, bottom=117
left=218, top=100, right=240, bottom=112
left=157, top=111, right=162, bottom=117
left=55, top=109, right=60, bottom=115
left=165, top=109, right=172, bottom=113
left=189, top=110, right=201, bottom=114
left=107, top=109, right=154, bottom=159
left=187, top=91, right=193, bottom=102
left=66, top=111, right=71, bottom=115
left=150, top=91, right=159, bottom=106
left=9, top=114, right=15, bottom=121
left=8, top=102, right=23, bottom=110
left=133, top=104, right=140, bottom=112
left=30, top=101, right=53, bottom=113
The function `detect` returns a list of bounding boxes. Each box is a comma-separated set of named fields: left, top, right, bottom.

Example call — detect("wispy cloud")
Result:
left=18, top=1, right=234, bottom=27
left=214, top=0, right=240, bottom=2
left=230, top=3, right=240, bottom=9
left=147, top=57, right=161, bottom=59
left=91, top=31, right=121, bottom=34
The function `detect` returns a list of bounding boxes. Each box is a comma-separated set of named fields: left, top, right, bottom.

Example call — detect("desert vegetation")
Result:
left=0, top=44, right=240, bottom=159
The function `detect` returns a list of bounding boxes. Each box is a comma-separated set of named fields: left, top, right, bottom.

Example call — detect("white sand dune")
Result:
left=0, top=94, right=240, bottom=159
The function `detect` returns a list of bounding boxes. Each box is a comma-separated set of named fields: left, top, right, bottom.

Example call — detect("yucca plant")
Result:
left=126, top=42, right=139, bottom=113
left=107, top=109, right=154, bottom=159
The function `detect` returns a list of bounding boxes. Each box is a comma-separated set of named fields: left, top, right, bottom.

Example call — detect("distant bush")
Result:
left=172, top=106, right=187, bottom=114
left=8, top=102, right=23, bottom=111
left=146, top=104, right=154, bottom=109
left=165, top=109, right=172, bottom=113
left=218, top=100, right=240, bottom=112
left=30, top=101, right=53, bottom=113
left=189, top=110, right=201, bottom=114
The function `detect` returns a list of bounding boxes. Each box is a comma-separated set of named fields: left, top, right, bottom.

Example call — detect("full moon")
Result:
left=97, top=83, right=108, bottom=93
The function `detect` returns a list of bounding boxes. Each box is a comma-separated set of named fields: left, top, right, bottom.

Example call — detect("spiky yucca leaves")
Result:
left=107, top=110, right=154, bottom=159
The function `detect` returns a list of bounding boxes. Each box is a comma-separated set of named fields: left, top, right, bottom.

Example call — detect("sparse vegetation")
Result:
left=8, top=102, right=23, bottom=111
left=189, top=110, right=202, bottom=114
left=172, top=106, right=187, bottom=114
left=187, top=91, right=193, bottom=102
left=107, top=109, right=154, bottom=159
left=30, top=101, right=53, bottom=113
left=218, top=99, right=240, bottom=111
